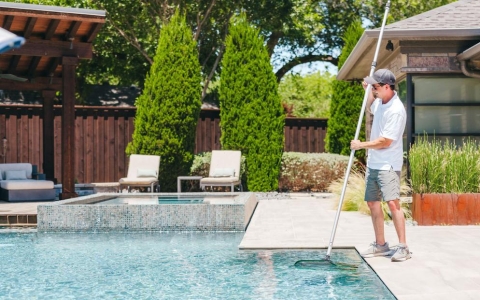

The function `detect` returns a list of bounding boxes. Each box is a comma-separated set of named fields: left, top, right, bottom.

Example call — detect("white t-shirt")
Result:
left=367, top=92, right=406, bottom=171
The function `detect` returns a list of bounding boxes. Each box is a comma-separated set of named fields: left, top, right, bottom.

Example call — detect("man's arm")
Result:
left=350, top=136, right=393, bottom=150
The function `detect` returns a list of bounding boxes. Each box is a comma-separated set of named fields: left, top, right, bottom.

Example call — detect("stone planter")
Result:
left=412, top=193, right=480, bottom=225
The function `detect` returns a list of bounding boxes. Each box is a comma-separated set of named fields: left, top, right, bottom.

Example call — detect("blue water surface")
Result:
left=0, top=231, right=394, bottom=299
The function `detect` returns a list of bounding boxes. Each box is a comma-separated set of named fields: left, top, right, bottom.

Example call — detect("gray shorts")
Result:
left=365, top=167, right=401, bottom=202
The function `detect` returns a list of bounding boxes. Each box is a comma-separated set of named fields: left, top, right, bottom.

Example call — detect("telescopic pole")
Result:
left=324, top=0, right=391, bottom=261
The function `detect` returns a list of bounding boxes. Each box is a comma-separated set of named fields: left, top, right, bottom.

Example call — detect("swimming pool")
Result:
left=0, top=231, right=395, bottom=299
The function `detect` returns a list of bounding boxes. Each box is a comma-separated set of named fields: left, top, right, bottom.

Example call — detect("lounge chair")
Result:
left=119, top=154, right=160, bottom=193
left=200, top=150, right=243, bottom=192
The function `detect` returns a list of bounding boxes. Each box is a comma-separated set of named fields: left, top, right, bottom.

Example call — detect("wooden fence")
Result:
left=0, top=105, right=327, bottom=183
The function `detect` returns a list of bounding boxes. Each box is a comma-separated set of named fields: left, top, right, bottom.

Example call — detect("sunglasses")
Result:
left=372, top=83, right=386, bottom=90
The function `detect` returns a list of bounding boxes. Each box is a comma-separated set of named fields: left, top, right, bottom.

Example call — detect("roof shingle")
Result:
left=385, top=0, right=480, bottom=30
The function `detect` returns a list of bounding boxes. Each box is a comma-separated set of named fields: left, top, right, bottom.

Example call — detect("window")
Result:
left=412, top=76, right=480, bottom=139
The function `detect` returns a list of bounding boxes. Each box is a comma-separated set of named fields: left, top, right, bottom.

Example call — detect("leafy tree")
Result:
left=363, top=0, right=457, bottom=26
left=126, top=11, right=202, bottom=192
left=325, top=19, right=366, bottom=163
left=219, top=15, right=285, bottom=192
left=278, top=71, right=334, bottom=118
left=18, top=0, right=357, bottom=88
left=16, top=0, right=456, bottom=101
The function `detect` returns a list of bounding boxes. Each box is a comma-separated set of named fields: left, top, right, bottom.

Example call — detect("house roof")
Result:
left=0, top=1, right=105, bottom=90
left=337, top=0, right=480, bottom=81
left=385, top=0, right=480, bottom=30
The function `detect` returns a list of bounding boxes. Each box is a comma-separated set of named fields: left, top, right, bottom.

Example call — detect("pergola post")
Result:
left=59, top=56, right=78, bottom=200
left=42, top=89, right=56, bottom=183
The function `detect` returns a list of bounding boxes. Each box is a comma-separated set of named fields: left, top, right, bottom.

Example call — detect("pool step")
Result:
left=0, top=214, right=37, bottom=227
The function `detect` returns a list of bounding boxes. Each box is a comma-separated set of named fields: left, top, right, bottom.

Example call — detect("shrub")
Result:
left=126, top=11, right=202, bottom=191
left=329, top=168, right=412, bottom=220
left=279, top=152, right=349, bottom=192
left=409, top=136, right=480, bottom=194
left=325, top=19, right=366, bottom=163
left=219, top=14, right=285, bottom=192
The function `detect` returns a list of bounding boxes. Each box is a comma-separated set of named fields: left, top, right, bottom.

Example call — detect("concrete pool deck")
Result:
left=241, top=193, right=480, bottom=300
left=2, top=193, right=480, bottom=299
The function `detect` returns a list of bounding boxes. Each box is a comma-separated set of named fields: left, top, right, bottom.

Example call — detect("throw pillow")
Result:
left=137, top=168, right=157, bottom=178
left=211, top=168, right=235, bottom=177
left=5, top=170, right=27, bottom=180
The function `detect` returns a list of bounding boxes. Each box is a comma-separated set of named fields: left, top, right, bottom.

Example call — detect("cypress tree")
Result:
left=325, top=19, right=366, bottom=163
left=126, top=11, right=202, bottom=191
left=219, top=15, right=285, bottom=192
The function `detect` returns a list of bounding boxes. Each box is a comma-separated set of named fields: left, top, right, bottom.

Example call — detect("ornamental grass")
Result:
left=409, top=136, right=480, bottom=194
left=328, top=168, right=411, bottom=221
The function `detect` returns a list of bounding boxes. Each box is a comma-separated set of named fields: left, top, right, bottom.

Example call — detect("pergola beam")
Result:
left=44, top=19, right=60, bottom=40
left=7, top=55, right=20, bottom=73
left=2, top=15, right=13, bottom=30
left=66, top=21, right=81, bottom=39
left=0, top=77, right=62, bottom=91
left=5, top=39, right=93, bottom=59
left=23, top=17, right=37, bottom=38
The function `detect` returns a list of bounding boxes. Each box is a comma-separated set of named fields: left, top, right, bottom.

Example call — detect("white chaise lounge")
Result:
left=200, top=150, right=243, bottom=192
left=119, top=154, right=161, bottom=193
left=0, top=163, right=55, bottom=202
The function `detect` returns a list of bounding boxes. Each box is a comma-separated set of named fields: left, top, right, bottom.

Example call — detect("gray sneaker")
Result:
left=391, top=243, right=412, bottom=262
left=361, top=242, right=391, bottom=258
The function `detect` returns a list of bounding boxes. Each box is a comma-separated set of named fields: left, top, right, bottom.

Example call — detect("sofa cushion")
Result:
left=1, top=179, right=54, bottom=190
left=0, top=163, right=33, bottom=179
left=5, top=170, right=27, bottom=180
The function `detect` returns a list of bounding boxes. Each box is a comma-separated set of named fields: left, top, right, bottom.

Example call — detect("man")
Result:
left=350, top=69, right=411, bottom=262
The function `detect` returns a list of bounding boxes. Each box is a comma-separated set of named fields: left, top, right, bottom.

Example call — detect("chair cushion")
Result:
left=211, top=168, right=235, bottom=177
left=137, top=168, right=157, bottom=178
left=5, top=170, right=27, bottom=180
left=119, top=177, right=159, bottom=185
left=200, top=177, right=240, bottom=184
left=1, top=179, right=54, bottom=190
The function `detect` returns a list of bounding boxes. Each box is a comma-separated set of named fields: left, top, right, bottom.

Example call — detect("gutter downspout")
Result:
left=458, top=60, right=480, bottom=79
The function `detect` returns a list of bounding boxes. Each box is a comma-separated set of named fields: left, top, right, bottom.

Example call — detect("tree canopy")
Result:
left=278, top=71, right=334, bottom=118
left=17, top=0, right=457, bottom=97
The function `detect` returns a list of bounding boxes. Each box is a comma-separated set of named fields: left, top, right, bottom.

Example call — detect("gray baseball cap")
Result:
left=364, top=69, right=396, bottom=85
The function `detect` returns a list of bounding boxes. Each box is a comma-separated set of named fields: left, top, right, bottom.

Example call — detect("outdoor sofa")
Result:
left=0, top=163, right=55, bottom=202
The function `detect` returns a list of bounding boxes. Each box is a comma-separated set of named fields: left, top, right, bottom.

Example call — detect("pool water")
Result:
left=0, top=231, right=395, bottom=299
left=91, top=194, right=239, bottom=205
left=96, top=197, right=205, bottom=205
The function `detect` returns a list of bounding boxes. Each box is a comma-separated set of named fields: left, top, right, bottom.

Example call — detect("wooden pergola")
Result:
left=0, top=2, right=105, bottom=199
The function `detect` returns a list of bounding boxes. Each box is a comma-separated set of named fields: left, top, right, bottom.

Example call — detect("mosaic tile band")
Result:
left=37, top=193, right=258, bottom=232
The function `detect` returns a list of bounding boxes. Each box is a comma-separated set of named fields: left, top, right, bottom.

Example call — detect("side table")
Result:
left=177, top=176, right=203, bottom=193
